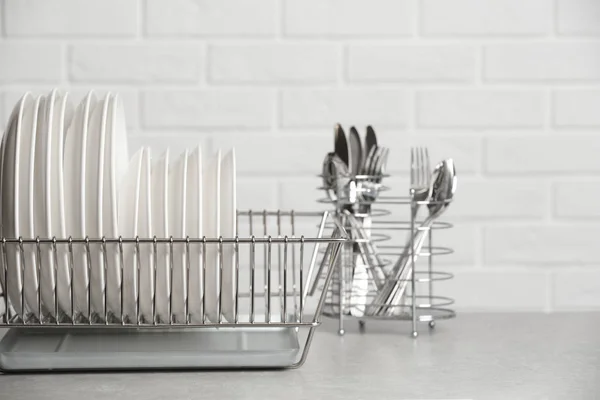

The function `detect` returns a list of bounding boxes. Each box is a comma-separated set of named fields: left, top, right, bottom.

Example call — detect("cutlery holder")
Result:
left=316, top=175, right=456, bottom=338
left=0, top=210, right=347, bottom=371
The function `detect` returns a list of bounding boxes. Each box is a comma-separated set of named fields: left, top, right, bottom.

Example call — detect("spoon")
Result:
left=365, top=125, right=377, bottom=172
left=348, top=126, right=362, bottom=176
left=366, top=158, right=457, bottom=317
left=321, top=152, right=352, bottom=203
left=334, top=123, right=350, bottom=169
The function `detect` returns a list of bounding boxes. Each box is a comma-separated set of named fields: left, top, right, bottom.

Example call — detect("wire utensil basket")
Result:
left=0, top=210, right=346, bottom=371
left=316, top=172, right=456, bottom=337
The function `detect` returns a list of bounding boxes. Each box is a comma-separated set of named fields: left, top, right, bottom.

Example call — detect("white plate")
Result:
left=187, top=146, right=202, bottom=323
left=33, top=90, right=54, bottom=317
left=0, top=119, right=5, bottom=317
left=2, top=93, right=32, bottom=317
left=19, top=94, right=42, bottom=318
left=138, top=147, right=153, bottom=320
left=103, top=93, right=129, bottom=318
left=64, top=91, right=97, bottom=316
left=169, top=150, right=188, bottom=323
left=220, top=148, right=236, bottom=322
left=118, top=148, right=143, bottom=321
left=50, top=90, right=74, bottom=317
left=85, top=93, right=111, bottom=318
left=151, top=149, right=169, bottom=322
left=203, top=150, right=221, bottom=322
left=34, top=89, right=74, bottom=318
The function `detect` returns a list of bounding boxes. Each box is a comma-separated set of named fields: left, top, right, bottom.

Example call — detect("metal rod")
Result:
left=266, top=236, right=272, bottom=323
left=201, top=238, right=207, bottom=324
left=84, top=238, right=91, bottom=324
left=52, top=238, right=59, bottom=323
left=68, top=238, right=74, bottom=323
left=283, top=237, right=288, bottom=323
left=169, top=237, right=174, bottom=325
left=118, top=237, right=124, bottom=324
left=101, top=238, right=108, bottom=324
left=304, top=211, right=329, bottom=302
left=234, top=236, right=239, bottom=324
left=18, top=238, right=25, bottom=321
left=152, top=237, right=158, bottom=325
left=299, top=237, right=305, bottom=322
left=428, top=228, right=433, bottom=306
left=250, top=236, right=255, bottom=323
left=277, top=211, right=283, bottom=320
left=218, top=237, right=223, bottom=324
left=2, top=239, right=8, bottom=323
left=135, top=237, right=141, bottom=325
left=410, top=202, right=417, bottom=338
left=185, top=237, right=191, bottom=324
left=290, top=211, right=298, bottom=318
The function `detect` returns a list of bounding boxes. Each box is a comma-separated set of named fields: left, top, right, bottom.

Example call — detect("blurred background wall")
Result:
left=1, top=0, right=600, bottom=312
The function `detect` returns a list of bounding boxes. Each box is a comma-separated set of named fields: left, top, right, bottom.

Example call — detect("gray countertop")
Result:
left=0, top=313, right=599, bottom=400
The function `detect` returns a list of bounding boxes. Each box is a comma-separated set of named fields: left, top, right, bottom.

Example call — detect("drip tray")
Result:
left=0, top=326, right=300, bottom=372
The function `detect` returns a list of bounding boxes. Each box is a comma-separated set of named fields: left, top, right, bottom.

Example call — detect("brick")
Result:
left=284, top=0, right=414, bottom=37
left=384, top=222, right=477, bottom=266
left=444, top=179, right=547, bottom=220
left=421, top=0, right=552, bottom=36
left=368, top=131, right=481, bottom=174
left=212, top=132, right=324, bottom=175
left=142, top=90, right=274, bottom=128
left=236, top=178, right=278, bottom=211
left=70, top=44, right=204, bottom=83
left=279, top=178, right=329, bottom=212
left=554, top=180, right=600, bottom=218
left=485, top=43, right=600, bottom=81
left=554, top=90, right=600, bottom=127
left=4, top=0, right=137, bottom=36
left=552, top=270, right=600, bottom=310
left=348, top=45, right=475, bottom=82
left=0, top=43, right=62, bottom=82
left=484, top=226, right=600, bottom=265
left=417, top=90, right=544, bottom=128
left=557, top=0, right=600, bottom=35
left=485, top=135, right=600, bottom=174
left=145, top=0, right=277, bottom=37
left=209, top=44, right=338, bottom=84
left=281, top=89, right=408, bottom=128
left=445, top=269, right=548, bottom=311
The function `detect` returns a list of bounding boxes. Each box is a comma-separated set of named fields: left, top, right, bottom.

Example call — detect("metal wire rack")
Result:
left=315, top=174, right=456, bottom=338
left=0, top=210, right=346, bottom=371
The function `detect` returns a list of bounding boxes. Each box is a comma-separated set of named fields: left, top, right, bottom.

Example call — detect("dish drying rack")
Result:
left=315, top=173, right=455, bottom=338
left=0, top=210, right=346, bottom=371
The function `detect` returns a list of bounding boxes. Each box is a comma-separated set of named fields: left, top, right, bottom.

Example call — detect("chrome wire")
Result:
left=0, top=210, right=346, bottom=329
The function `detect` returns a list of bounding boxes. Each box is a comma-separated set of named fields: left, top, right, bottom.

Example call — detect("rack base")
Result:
left=0, top=326, right=300, bottom=372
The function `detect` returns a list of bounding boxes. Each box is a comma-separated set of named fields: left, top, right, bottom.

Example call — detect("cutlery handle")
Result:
left=367, top=216, right=433, bottom=316
left=343, top=212, right=387, bottom=290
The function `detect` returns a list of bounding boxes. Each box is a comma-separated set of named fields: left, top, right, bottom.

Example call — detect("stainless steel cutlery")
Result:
left=320, top=125, right=457, bottom=322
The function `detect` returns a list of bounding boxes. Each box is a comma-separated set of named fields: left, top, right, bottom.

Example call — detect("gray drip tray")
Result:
left=0, top=326, right=300, bottom=372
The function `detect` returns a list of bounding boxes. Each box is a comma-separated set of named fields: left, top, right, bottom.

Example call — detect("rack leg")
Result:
left=410, top=201, right=418, bottom=339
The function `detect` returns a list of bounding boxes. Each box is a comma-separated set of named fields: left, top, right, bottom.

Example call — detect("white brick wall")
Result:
left=1, top=0, right=600, bottom=312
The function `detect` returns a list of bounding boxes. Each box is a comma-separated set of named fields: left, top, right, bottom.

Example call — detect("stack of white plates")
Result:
left=0, top=89, right=236, bottom=323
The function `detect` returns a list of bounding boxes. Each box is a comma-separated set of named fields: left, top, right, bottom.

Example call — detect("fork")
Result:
left=390, top=147, right=430, bottom=313
left=410, top=147, right=430, bottom=221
